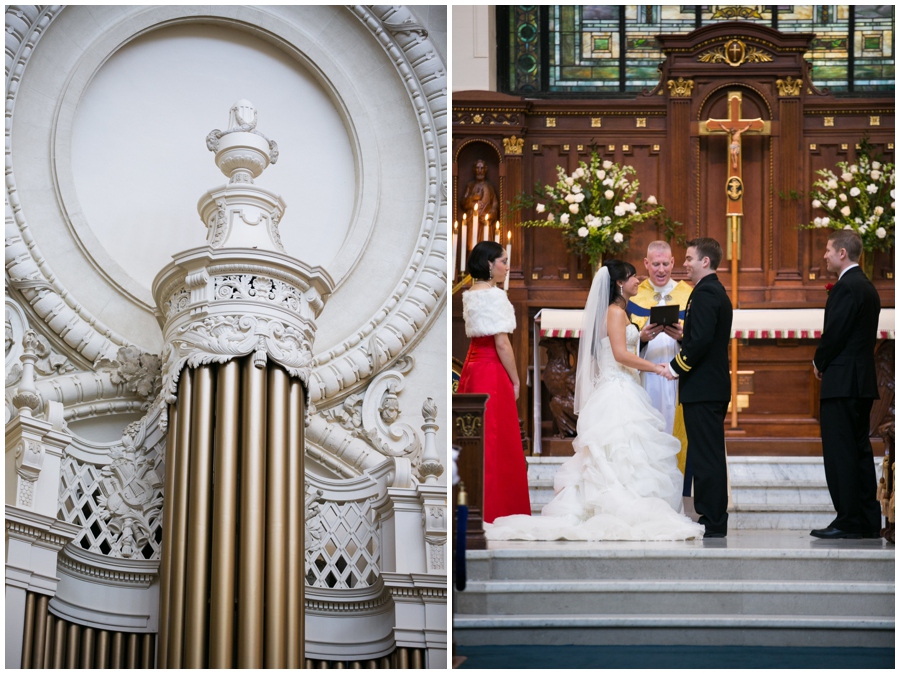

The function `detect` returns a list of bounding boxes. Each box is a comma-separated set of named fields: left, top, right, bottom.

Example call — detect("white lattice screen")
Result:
left=58, top=454, right=164, bottom=560
left=305, top=500, right=379, bottom=589
left=59, top=454, right=380, bottom=588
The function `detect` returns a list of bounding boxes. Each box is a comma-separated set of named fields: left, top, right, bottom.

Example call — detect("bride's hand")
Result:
left=655, top=363, right=674, bottom=380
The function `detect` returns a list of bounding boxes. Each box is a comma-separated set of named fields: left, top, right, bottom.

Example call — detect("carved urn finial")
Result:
left=418, top=397, right=444, bottom=483
left=13, top=329, right=42, bottom=416
left=205, top=99, right=279, bottom=185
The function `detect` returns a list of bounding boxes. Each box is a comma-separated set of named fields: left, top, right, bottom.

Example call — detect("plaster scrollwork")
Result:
left=321, top=393, right=364, bottom=437
left=95, top=419, right=164, bottom=558
left=360, top=370, right=422, bottom=468
left=160, top=314, right=312, bottom=403
left=97, top=346, right=162, bottom=402
left=269, top=210, right=286, bottom=253
left=208, top=199, right=229, bottom=247
left=15, top=438, right=44, bottom=484
left=165, top=287, right=190, bottom=318
left=213, top=274, right=304, bottom=312
left=382, top=19, right=428, bottom=38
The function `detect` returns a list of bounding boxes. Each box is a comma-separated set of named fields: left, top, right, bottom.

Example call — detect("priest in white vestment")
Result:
left=627, top=241, right=694, bottom=488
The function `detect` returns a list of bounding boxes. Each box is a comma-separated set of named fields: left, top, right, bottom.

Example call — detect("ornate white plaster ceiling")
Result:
left=70, top=23, right=355, bottom=296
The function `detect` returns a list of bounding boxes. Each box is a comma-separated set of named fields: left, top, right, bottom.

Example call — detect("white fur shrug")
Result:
left=462, top=287, right=516, bottom=337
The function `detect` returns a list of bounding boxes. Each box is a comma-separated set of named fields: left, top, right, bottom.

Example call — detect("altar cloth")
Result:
left=536, top=308, right=895, bottom=340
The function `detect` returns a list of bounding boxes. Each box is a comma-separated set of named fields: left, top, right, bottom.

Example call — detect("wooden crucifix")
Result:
left=702, top=91, right=770, bottom=430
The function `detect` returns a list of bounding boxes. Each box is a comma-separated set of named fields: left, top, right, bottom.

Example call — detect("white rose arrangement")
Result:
left=511, top=151, right=672, bottom=266
left=803, top=141, right=894, bottom=260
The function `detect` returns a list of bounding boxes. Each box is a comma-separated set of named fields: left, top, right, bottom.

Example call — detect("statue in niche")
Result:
left=459, top=159, right=500, bottom=226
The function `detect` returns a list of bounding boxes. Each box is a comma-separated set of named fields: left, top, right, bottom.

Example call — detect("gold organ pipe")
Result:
left=32, top=593, right=49, bottom=668
left=156, top=402, right=178, bottom=665
left=126, top=632, right=139, bottom=668
left=65, top=622, right=79, bottom=667
left=238, top=357, right=267, bottom=667
left=96, top=630, right=110, bottom=668
left=184, top=365, right=215, bottom=668
left=40, top=612, right=56, bottom=669
left=51, top=616, right=65, bottom=668
left=21, top=591, right=35, bottom=668
left=265, top=366, right=289, bottom=668
left=411, top=648, right=424, bottom=668
left=81, top=627, right=95, bottom=668
left=287, top=378, right=306, bottom=668
left=210, top=360, right=240, bottom=666
left=110, top=631, right=124, bottom=668
left=167, top=370, right=194, bottom=666
left=142, top=633, right=154, bottom=668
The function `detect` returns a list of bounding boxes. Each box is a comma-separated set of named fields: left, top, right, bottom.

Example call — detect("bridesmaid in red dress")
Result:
left=457, top=242, right=531, bottom=523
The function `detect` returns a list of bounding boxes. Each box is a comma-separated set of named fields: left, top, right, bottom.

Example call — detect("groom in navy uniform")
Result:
left=668, top=238, right=733, bottom=538
left=811, top=230, right=882, bottom=539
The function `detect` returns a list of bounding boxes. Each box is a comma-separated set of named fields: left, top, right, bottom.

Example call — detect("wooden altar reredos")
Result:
left=452, top=22, right=894, bottom=455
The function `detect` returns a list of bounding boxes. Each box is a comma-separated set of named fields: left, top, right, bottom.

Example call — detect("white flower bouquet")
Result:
left=803, top=143, right=894, bottom=257
left=513, top=151, right=670, bottom=267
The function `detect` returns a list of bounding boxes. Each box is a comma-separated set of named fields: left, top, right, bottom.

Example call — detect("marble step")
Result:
left=453, top=614, right=895, bottom=648
left=526, top=456, right=882, bottom=528
left=454, top=579, right=894, bottom=618
left=464, top=545, right=893, bottom=585
left=455, top=533, right=895, bottom=648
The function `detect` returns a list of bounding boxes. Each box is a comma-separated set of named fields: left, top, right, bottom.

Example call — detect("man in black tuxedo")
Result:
left=811, top=230, right=881, bottom=539
left=668, top=238, right=733, bottom=538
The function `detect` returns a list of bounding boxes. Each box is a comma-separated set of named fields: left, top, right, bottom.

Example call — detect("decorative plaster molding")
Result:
left=308, top=5, right=447, bottom=405
left=58, top=545, right=158, bottom=588
left=7, top=6, right=447, bottom=418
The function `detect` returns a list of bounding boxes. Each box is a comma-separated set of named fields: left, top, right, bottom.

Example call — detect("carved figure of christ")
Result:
left=704, top=92, right=766, bottom=216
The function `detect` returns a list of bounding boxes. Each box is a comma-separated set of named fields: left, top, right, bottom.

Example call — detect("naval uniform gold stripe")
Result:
left=675, top=353, right=692, bottom=371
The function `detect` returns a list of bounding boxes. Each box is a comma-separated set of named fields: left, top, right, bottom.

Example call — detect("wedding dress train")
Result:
left=486, top=324, right=704, bottom=541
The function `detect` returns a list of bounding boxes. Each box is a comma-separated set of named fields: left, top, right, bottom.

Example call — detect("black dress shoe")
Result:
left=810, top=527, right=862, bottom=539
left=703, top=531, right=726, bottom=539
left=861, top=530, right=883, bottom=539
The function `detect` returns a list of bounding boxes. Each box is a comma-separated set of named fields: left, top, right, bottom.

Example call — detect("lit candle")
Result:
left=473, top=203, right=479, bottom=244
left=504, top=230, right=512, bottom=292
left=452, top=221, right=458, bottom=280
left=483, top=213, right=490, bottom=243
left=494, top=221, right=501, bottom=244
left=460, top=214, right=467, bottom=273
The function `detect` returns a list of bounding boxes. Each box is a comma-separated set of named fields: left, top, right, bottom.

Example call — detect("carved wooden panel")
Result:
left=452, top=393, right=488, bottom=550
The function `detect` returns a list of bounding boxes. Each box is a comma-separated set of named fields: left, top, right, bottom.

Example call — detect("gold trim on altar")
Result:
left=667, top=77, right=695, bottom=97
left=503, top=136, right=524, bottom=155
left=775, top=76, right=802, bottom=96
left=699, top=39, right=773, bottom=67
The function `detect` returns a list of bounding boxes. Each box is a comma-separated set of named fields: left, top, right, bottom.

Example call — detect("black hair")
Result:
left=686, top=237, right=723, bottom=270
left=603, top=259, right=636, bottom=305
left=467, top=241, right=505, bottom=281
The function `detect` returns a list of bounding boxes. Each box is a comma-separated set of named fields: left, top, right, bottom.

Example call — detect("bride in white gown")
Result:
left=486, top=260, right=704, bottom=541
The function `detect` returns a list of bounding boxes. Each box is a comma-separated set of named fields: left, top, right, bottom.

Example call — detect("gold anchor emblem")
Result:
left=726, top=176, right=744, bottom=201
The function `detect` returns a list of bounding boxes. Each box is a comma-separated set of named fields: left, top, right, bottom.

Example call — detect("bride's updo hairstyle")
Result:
left=467, top=241, right=505, bottom=281
left=602, top=259, right=636, bottom=304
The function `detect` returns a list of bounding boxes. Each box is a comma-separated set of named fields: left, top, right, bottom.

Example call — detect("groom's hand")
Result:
left=812, top=362, right=822, bottom=381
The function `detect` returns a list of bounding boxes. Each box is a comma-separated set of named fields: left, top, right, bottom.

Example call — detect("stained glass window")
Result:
left=501, top=5, right=894, bottom=96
